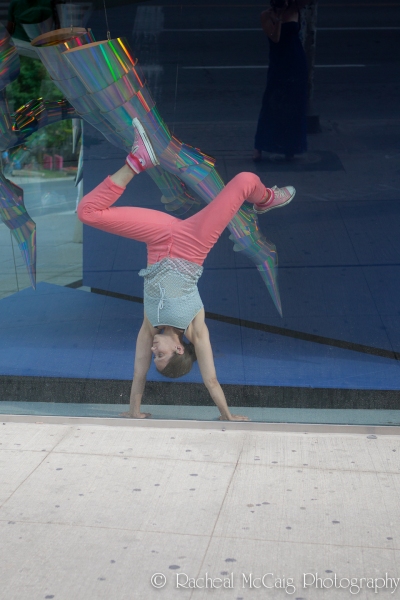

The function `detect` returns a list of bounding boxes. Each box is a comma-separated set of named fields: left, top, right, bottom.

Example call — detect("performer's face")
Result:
left=151, top=332, right=183, bottom=371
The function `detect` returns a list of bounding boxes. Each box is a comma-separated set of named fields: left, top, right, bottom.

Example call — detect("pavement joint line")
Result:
left=48, top=451, right=241, bottom=464
left=49, top=424, right=80, bottom=455
left=0, top=517, right=397, bottom=551
left=194, top=448, right=244, bottom=582
left=9, top=449, right=400, bottom=475
left=185, top=534, right=400, bottom=553
left=0, top=519, right=213, bottom=537
left=0, top=448, right=51, bottom=510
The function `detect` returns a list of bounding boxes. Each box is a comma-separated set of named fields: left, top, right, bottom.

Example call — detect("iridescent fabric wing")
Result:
left=0, top=172, right=36, bottom=289
left=59, top=37, right=282, bottom=314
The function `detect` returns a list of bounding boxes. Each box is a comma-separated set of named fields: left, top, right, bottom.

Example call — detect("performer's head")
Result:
left=151, top=330, right=197, bottom=378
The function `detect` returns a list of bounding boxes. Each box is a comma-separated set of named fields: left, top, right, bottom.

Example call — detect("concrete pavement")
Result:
left=1, top=419, right=399, bottom=600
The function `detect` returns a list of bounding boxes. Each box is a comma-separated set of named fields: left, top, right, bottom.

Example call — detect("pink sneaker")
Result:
left=253, top=185, right=296, bottom=214
left=126, top=118, right=160, bottom=174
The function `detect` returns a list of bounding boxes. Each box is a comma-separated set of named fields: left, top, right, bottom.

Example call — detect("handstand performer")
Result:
left=78, top=119, right=295, bottom=421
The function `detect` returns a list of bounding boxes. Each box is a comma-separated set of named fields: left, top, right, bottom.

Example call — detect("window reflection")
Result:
left=0, top=1, right=399, bottom=426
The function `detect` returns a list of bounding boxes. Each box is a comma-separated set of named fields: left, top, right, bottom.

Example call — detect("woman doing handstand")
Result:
left=78, top=119, right=296, bottom=421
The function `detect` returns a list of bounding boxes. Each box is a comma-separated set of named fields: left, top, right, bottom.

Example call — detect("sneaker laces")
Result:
left=271, top=186, right=287, bottom=199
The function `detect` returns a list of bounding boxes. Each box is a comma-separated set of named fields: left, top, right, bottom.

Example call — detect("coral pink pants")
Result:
left=77, top=171, right=267, bottom=266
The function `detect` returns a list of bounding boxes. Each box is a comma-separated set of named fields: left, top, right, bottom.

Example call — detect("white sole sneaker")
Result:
left=253, top=186, right=296, bottom=215
left=132, top=118, right=159, bottom=167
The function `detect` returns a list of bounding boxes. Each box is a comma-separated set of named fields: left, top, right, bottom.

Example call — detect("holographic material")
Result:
left=18, top=32, right=281, bottom=312
left=0, top=97, right=78, bottom=155
left=60, top=36, right=283, bottom=313
left=0, top=25, right=88, bottom=287
left=90, top=69, right=145, bottom=112
left=33, top=32, right=198, bottom=211
left=0, top=96, right=80, bottom=287
left=12, top=98, right=78, bottom=142
left=64, top=39, right=141, bottom=92
left=33, top=29, right=92, bottom=83
left=228, top=215, right=281, bottom=316
left=0, top=30, right=80, bottom=289
left=150, top=166, right=199, bottom=216
left=0, top=24, right=20, bottom=91
left=60, top=39, right=214, bottom=214
left=31, top=30, right=128, bottom=150
left=0, top=172, right=36, bottom=289
left=0, top=91, right=18, bottom=150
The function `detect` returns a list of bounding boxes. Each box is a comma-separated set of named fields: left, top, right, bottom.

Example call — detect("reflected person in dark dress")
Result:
left=253, top=0, right=310, bottom=162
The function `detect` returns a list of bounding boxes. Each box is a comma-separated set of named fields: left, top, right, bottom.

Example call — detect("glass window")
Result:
left=1, top=1, right=399, bottom=427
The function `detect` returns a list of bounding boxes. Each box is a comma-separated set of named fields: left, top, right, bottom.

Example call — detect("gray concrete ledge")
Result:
left=1, top=413, right=399, bottom=435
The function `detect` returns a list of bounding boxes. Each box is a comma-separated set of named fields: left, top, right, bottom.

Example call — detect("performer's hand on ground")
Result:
left=120, top=411, right=152, bottom=419
left=219, top=414, right=250, bottom=422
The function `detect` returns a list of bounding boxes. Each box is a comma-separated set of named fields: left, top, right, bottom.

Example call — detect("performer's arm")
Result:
left=121, top=317, right=153, bottom=418
left=191, top=322, right=249, bottom=421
